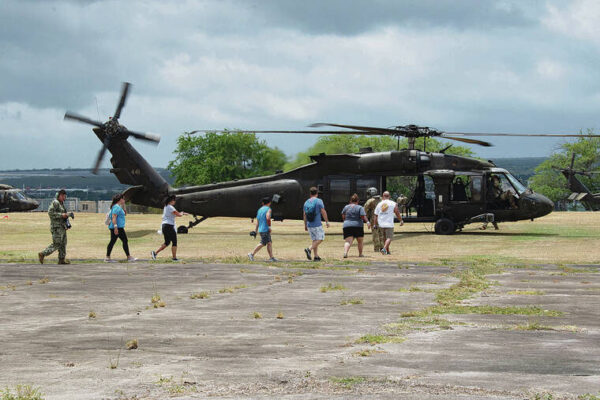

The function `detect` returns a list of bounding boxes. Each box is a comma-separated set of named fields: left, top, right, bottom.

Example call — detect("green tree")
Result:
left=168, top=131, right=287, bottom=186
left=284, top=135, right=474, bottom=171
left=530, top=131, right=600, bottom=204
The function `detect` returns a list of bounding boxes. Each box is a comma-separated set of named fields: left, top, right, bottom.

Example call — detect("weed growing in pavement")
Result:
left=355, top=334, right=405, bottom=345
left=190, top=291, right=210, bottom=299
left=38, top=277, right=49, bottom=284
left=126, top=339, right=138, bottom=350
left=340, top=298, right=363, bottom=305
left=218, top=284, right=247, bottom=294
left=401, top=305, right=562, bottom=318
left=507, top=290, right=545, bottom=296
left=252, top=312, right=262, bottom=319
left=88, top=311, right=96, bottom=319
left=329, top=376, right=366, bottom=388
left=320, top=283, right=346, bottom=293
left=276, top=311, right=284, bottom=319
left=1, top=385, right=44, bottom=400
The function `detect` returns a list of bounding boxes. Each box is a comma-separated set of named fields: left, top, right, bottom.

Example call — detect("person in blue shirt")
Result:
left=248, top=197, right=278, bottom=262
left=303, top=186, right=330, bottom=261
left=105, top=193, right=137, bottom=262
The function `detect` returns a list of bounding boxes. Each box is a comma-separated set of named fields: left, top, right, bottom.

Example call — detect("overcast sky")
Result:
left=1, top=0, right=600, bottom=169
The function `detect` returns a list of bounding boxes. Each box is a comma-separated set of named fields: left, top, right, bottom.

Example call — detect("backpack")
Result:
left=304, top=199, right=318, bottom=222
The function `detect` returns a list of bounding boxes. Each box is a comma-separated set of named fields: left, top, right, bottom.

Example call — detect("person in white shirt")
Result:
left=151, top=195, right=186, bottom=261
left=373, top=191, right=403, bottom=255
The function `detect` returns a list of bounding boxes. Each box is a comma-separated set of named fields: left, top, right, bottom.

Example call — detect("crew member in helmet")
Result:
left=363, top=187, right=384, bottom=252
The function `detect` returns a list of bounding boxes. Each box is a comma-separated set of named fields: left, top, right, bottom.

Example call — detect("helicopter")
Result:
left=554, top=153, right=600, bottom=211
left=0, top=184, right=40, bottom=212
left=64, top=83, right=598, bottom=234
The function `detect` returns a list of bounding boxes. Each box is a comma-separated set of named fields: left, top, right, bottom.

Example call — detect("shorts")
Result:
left=259, top=231, right=272, bottom=245
left=162, top=223, right=177, bottom=247
left=308, top=225, right=325, bottom=241
left=343, top=226, right=364, bottom=239
left=381, top=227, right=394, bottom=241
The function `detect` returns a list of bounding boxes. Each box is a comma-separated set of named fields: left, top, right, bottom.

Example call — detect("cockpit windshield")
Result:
left=8, top=191, right=27, bottom=201
left=505, top=173, right=527, bottom=195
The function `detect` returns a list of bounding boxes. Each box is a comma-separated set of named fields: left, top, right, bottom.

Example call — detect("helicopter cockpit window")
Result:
left=505, top=173, right=527, bottom=195
left=330, top=179, right=351, bottom=203
left=487, top=174, right=519, bottom=209
left=15, top=192, right=27, bottom=200
left=451, top=176, right=470, bottom=201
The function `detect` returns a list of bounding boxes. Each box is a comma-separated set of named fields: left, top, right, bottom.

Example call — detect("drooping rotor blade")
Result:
left=441, top=135, right=492, bottom=147
left=64, top=112, right=104, bottom=128
left=113, top=82, right=131, bottom=120
left=125, top=129, right=161, bottom=143
left=310, top=123, right=400, bottom=135
left=92, top=138, right=110, bottom=175
left=446, top=131, right=600, bottom=137
left=570, top=153, right=576, bottom=170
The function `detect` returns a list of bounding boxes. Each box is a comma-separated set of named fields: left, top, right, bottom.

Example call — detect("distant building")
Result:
left=37, top=198, right=79, bottom=212
left=97, top=200, right=112, bottom=214
left=79, top=201, right=97, bottom=213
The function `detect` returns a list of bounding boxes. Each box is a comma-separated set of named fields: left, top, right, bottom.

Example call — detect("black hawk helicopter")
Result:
left=0, top=184, right=40, bottom=212
left=65, top=83, right=598, bottom=234
left=554, top=153, right=600, bottom=211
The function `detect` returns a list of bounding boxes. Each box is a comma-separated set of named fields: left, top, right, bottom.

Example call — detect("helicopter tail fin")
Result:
left=95, top=128, right=170, bottom=207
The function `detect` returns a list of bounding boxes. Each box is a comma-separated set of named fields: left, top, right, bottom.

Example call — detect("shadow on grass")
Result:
left=126, top=229, right=156, bottom=238
left=455, top=231, right=559, bottom=237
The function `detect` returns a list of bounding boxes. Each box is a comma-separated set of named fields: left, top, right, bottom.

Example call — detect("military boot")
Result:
left=58, top=258, right=71, bottom=265
left=38, top=252, right=45, bottom=264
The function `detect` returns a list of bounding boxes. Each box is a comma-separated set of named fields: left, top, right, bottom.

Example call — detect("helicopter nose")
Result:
left=532, top=193, right=554, bottom=218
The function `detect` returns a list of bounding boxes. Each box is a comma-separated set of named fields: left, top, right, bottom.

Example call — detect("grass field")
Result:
left=0, top=211, right=599, bottom=264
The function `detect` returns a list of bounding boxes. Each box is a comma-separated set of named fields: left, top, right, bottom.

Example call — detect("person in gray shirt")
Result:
left=341, top=193, right=369, bottom=258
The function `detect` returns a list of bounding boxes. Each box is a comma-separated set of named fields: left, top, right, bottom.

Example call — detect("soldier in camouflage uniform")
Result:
left=38, top=189, right=70, bottom=264
left=363, top=187, right=384, bottom=252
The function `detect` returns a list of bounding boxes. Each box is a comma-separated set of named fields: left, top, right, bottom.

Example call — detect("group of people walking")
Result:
left=37, top=186, right=403, bottom=264
left=248, top=186, right=404, bottom=262
left=38, top=192, right=186, bottom=264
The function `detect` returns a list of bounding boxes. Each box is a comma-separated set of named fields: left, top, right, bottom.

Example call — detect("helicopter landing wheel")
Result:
left=434, top=218, right=455, bottom=235
left=177, top=225, right=189, bottom=234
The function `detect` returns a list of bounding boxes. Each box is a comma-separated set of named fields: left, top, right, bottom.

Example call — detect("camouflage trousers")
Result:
left=41, top=227, right=67, bottom=260
left=371, top=227, right=384, bottom=251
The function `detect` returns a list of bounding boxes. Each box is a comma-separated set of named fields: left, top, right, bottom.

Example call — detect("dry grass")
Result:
left=1, top=212, right=600, bottom=263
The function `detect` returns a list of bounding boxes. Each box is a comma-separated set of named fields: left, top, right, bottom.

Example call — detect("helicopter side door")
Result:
left=447, top=174, right=486, bottom=222
left=323, top=175, right=380, bottom=221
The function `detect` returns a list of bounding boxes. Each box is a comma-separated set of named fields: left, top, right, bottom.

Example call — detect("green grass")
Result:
left=513, top=322, right=555, bottom=331
left=578, top=393, right=600, bottom=400
left=355, top=334, right=405, bottom=345
left=217, top=284, right=247, bottom=294
left=1, top=385, right=44, bottom=400
left=507, top=290, right=545, bottom=296
left=384, top=317, right=456, bottom=334
left=401, top=305, right=563, bottom=318
left=329, top=376, right=366, bottom=388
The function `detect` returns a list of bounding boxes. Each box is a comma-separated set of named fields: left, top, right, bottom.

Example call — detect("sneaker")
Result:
left=268, top=257, right=279, bottom=262
left=172, top=258, right=180, bottom=262
left=151, top=251, right=157, bottom=260
left=127, top=257, right=138, bottom=263
left=104, top=258, right=116, bottom=263
left=247, top=253, right=254, bottom=261
left=343, top=253, right=348, bottom=258
left=304, top=248, right=312, bottom=260
left=313, top=256, right=321, bottom=262
left=380, top=248, right=388, bottom=255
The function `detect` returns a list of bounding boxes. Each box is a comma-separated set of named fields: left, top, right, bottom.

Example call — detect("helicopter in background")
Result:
left=64, top=82, right=600, bottom=234
left=0, top=184, right=39, bottom=212
left=554, top=153, right=600, bottom=211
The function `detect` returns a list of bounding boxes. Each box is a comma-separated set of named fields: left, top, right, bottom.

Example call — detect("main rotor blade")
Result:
left=441, top=135, right=492, bottom=147
left=570, top=153, right=576, bottom=170
left=64, top=112, right=104, bottom=128
left=446, top=131, right=600, bottom=137
left=310, top=122, right=399, bottom=135
left=92, top=139, right=109, bottom=175
left=126, top=129, right=161, bottom=143
left=113, top=82, right=131, bottom=120
left=189, top=129, right=379, bottom=135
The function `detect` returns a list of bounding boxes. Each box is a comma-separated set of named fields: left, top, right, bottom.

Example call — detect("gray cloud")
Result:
left=1, top=0, right=600, bottom=170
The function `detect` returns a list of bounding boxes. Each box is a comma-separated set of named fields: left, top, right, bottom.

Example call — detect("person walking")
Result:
left=151, top=195, right=186, bottom=261
left=303, top=186, right=330, bottom=261
left=105, top=193, right=137, bottom=262
left=363, top=187, right=384, bottom=252
left=38, top=189, right=71, bottom=265
left=373, top=191, right=403, bottom=255
left=341, top=193, right=369, bottom=258
left=248, top=197, right=278, bottom=262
